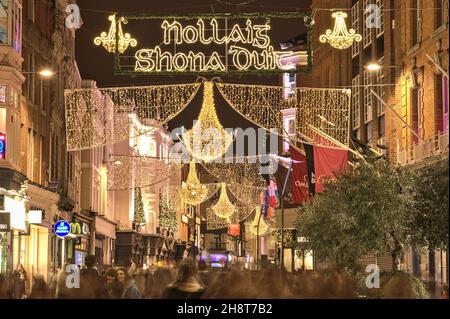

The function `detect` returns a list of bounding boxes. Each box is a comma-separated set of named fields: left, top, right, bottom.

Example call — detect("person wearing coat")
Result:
left=162, top=258, right=205, bottom=299
left=116, top=267, right=142, bottom=299
left=12, top=264, right=27, bottom=299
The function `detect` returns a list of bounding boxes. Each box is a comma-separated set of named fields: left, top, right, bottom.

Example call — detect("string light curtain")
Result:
left=181, top=82, right=234, bottom=162
left=201, top=160, right=265, bottom=207
left=65, top=83, right=201, bottom=151
left=215, top=82, right=351, bottom=147
left=107, top=155, right=181, bottom=191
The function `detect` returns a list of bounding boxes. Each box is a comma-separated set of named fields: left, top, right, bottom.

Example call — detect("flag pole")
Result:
left=280, top=160, right=293, bottom=274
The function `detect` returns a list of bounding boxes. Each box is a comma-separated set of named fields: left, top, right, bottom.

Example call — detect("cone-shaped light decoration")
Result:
left=182, top=82, right=234, bottom=162
left=212, top=183, right=236, bottom=219
left=249, top=206, right=269, bottom=236
left=319, top=12, right=362, bottom=49
left=179, top=161, right=208, bottom=206
left=94, top=15, right=137, bottom=53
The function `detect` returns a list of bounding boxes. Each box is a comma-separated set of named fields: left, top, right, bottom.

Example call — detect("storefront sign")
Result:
left=28, top=210, right=43, bottom=224
left=70, top=222, right=82, bottom=235
left=54, top=220, right=71, bottom=238
left=0, top=212, right=10, bottom=232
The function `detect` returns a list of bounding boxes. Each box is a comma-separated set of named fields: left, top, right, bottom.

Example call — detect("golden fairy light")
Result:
left=179, top=161, right=209, bottom=206
left=181, top=82, right=234, bottom=162
left=216, top=82, right=351, bottom=148
left=319, top=11, right=362, bottom=50
left=94, top=15, right=137, bottom=53
left=212, top=183, right=237, bottom=219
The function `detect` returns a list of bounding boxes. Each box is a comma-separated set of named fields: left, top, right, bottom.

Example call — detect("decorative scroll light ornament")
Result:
left=319, top=11, right=362, bottom=49
left=179, top=161, right=208, bottom=205
left=212, top=183, right=237, bottom=219
left=182, top=82, right=234, bottom=162
left=94, top=15, right=137, bottom=53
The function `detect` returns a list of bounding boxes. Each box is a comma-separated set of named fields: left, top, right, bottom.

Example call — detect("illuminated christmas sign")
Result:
left=111, top=13, right=313, bottom=75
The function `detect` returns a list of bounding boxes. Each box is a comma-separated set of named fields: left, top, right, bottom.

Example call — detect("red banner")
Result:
left=290, top=146, right=310, bottom=204
left=313, top=146, right=348, bottom=193
left=228, top=224, right=240, bottom=237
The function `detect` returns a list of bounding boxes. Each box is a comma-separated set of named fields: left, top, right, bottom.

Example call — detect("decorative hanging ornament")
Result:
left=179, top=161, right=208, bottom=205
left=212, top=183, right=236, bottom=219
left=94, top=15, right=137, bottom=53
left=182, top=82, right=234, bottom=163
left=249, top=206, right=269, bottom=236
left=319, top=11, right=362, bottom=50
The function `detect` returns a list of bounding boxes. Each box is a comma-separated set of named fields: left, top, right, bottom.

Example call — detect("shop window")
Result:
left=365, top=122, right=373, bottom=145
left=351, top=1, right=360, bottom=58
left=435, top=73, right=449, bottom=134
left=283, top=72, right=296, bottom=100
left=434, top=0, right=445, bottom=29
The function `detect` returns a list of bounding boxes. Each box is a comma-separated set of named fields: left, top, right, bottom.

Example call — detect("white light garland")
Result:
left=319, top=11, right=362, bottom=50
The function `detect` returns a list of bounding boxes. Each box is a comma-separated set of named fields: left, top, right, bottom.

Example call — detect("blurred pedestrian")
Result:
left=77, top=255, right=108, bottom=298
left=0, top=274, right=12, bottom=299
left=163, top=258, right=205, bottom=299
left=105, top=268, right=120, bottom=298
left=12, top=264, right=27, bottom=299
left=28, top=275, right=50, bottom=299
left=129, top=258, right=137, bottom=277
left=116, top=267, right=142, bottom=299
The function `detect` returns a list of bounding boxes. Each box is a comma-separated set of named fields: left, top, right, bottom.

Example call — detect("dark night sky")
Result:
left=75, top=0, right=312, bottom=129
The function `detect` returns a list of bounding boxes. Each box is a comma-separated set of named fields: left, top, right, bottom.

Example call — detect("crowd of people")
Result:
left=0, top=256, right=448, bottom=299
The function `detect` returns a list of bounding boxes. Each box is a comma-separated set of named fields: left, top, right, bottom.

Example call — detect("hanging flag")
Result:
left=304, top=144, right=348, bottom=194
left=268, top=179, right=279, bottom=208
left=289, top=145, right=311, bottom=203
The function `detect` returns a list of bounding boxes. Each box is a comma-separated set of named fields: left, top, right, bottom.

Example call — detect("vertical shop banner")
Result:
left=304, top=144, right=348, bottom=194
left=289, top=146, right=310, bottom=204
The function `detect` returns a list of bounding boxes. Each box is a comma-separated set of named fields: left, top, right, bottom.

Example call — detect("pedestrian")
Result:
left=144, top=268, right=154, bottom=298
left=129, top=258, right=137, bottom=277
left=12, top=264, right=27, bottom=299
left=0, top=274, right=12, bottom=299
left=105, top=268, right=120, bottom=298
left=116, top=267, right=142, bottom=299
left=162, top=258, right=205, bottom=299
left=78, top=255, right=108, bottom=298
left=28, top=275, right=50, bottom=299
left=56, top=260, right=75, bottom=299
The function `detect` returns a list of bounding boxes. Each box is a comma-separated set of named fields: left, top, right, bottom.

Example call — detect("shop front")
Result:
left=94, top=215, right=116, bottom=266
left=115, top=230, right=144, bottom=267
left=51, top=210, right=75, bottom=272
left=70, top=217, right=92, bottom=267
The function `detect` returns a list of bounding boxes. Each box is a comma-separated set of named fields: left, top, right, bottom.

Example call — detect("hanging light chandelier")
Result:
left=94, top=15, right=137, bottom=53
left=212, top=183, right=236, bottom=219
left=319, top=11, right=362, bottom=50
left=249, top=206, right=269, bottom=236
left=182, top=81, right=234, bottom=163
left=179, top=161, right=208, bottom=206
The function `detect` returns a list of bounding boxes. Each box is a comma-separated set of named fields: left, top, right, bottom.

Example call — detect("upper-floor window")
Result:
left=363, top=70, right=373, bottom=123
left=434, top=0, right=446, bottom=29
left=0, top=0, right=21, bottom=53
left=376, top=57, right=386, bottom=116
left=376, top=0, right=384, bottom=38
left=352, top=75, right=361, bottom=129
left=281, top=109, right=297, bottom=153
left=435, top=73, right=449, bottom=134
left=410, top=0, right=421, bottom=47
left=411, top=69, right=423, bottom=143
left=351, top=1, right=361, bottom=58
left=283, top=72, right=296, bottom=100
left=363, top=0, right=373, bottom=48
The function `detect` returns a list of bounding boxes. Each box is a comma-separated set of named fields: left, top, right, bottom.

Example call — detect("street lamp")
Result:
left=365, top=62, right=403, bottom=72
left=38, top=69, right=55, bottom=77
